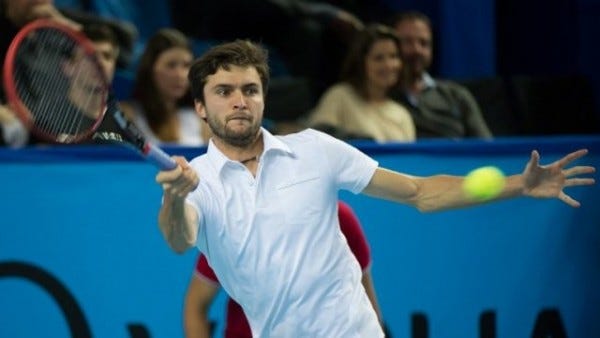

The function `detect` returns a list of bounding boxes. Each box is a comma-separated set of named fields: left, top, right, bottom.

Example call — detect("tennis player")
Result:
left=155, top=40, right=595, bottom=337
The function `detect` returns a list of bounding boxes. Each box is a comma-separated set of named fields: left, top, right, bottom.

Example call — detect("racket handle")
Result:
left=145, top=143, right=178, bottom=170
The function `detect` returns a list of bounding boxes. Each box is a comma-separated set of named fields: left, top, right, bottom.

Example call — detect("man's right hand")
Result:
left=156, top=156, right=200, bottom=253
left=156, top=156, right=199, bottom=199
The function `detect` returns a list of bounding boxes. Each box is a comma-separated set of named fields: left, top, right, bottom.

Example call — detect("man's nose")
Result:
left=232, top=91, right=247, bottom=110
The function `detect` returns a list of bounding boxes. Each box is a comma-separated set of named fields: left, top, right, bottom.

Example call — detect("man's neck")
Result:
left=403, top=71, right=427, bottom=96
left=213, top=130, right=264, bottom=163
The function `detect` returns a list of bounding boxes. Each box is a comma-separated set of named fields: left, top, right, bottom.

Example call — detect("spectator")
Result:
left=82, top=23, right=120, bottom=83
left=119, top=28, right=209, bottom=146
left=308, top=24, right=415, bottom=143
left=1, top=1, right=132, bottom=147
left=58, top=6, right=138, bottom=70
left=389, top=11, right=492, bottom=139
left=1, top=0, right=78, bottom=146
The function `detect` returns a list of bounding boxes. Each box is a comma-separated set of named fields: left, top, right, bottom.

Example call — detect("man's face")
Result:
left=394, top=19, right=433, bottom=77
left=195, top=65, right=264, bottom=147
left=92, top=41, right=119, bottom=83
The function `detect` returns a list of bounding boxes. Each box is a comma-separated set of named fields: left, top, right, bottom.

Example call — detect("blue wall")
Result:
left=1, top=136, right=599, bottom=337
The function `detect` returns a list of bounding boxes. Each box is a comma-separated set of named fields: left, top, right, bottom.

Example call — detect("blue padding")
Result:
left=1, top=136, right=599, bottom=337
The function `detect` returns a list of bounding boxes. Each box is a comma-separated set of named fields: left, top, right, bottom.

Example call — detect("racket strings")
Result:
left=12, top=28, right=106, bottom=141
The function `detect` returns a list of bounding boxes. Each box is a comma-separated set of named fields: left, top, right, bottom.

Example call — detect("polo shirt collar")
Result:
left=422, top=72, right=437, bottom=89
left=206, top=127, right=293, bottom=173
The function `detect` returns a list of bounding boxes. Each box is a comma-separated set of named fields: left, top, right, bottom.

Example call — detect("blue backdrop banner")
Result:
left=1, top=136, right=599, bottom=338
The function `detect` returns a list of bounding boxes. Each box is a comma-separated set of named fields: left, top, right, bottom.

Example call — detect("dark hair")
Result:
left=388, top=10, right=432, bottom=31
left=82, top=23, right=119, bottom=48
left=188, top=39, right=270, bottom=103
left=132, top=28, right=193, bottom=138
left=340, top=24, right=401, bottom=99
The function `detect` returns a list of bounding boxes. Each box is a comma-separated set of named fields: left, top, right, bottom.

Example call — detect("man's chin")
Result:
left=224, top=128, right=259, bottom=146
left=224, top=135, right=255, bottom=147
left=227, top=124, right=253, bottom=135
left=405, top=62, right=428, bottom=74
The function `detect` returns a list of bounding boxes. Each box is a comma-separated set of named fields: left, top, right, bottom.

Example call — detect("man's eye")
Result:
left=245, top=87, right=259, bottom=95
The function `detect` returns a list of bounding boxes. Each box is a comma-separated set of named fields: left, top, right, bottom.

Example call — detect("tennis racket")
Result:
left=2, top=19, right=177, bottom=170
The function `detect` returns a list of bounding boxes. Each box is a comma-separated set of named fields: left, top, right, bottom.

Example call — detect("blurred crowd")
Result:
left=1, top=0, right=599, bottom=148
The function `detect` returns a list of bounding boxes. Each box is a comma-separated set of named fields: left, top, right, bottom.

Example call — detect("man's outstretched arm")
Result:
left=363, top=149, right=595, bottom=212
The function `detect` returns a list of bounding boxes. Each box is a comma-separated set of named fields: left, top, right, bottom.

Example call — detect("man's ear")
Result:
left=194, top=99, right=207, bottom=122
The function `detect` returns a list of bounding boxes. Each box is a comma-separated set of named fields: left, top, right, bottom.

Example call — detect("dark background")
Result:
left=54, top=0, right=600, bottom=134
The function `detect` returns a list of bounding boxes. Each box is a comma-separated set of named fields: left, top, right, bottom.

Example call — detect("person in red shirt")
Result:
left=183, top=201, right=384, bottom=338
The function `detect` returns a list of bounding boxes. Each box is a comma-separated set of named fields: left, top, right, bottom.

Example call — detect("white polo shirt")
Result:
left=186, top=128, right=382, bottom=337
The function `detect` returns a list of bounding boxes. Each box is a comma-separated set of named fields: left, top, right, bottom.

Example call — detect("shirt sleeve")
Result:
left=337, top=201, right=371, bottom=271
left=195, top=254, right=220, bottom=285
left=311, top=129, right=378, bottom=194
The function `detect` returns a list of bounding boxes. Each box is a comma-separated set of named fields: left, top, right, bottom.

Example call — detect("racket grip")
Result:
left=145, top=143, right=178, bottom=170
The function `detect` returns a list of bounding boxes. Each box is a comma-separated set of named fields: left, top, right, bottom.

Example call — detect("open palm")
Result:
left=522, top=149, right=595, bottom=207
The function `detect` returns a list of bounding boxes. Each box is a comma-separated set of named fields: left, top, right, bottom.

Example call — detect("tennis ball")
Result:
left=463, top=166, right=506, bottom=201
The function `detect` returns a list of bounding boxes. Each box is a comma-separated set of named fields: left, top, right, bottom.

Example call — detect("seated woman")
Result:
left=120, top=28, right=209, bottom=146
left=308, top=24, right=415, bottom=143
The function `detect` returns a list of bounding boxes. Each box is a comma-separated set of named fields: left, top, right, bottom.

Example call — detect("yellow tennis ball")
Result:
left=463, top=166, right=506, bottom=201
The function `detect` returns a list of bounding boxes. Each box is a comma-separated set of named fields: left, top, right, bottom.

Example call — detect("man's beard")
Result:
left=403, top=54, right=429, bottom=77
left=206, top=113, right=261, bottom=147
